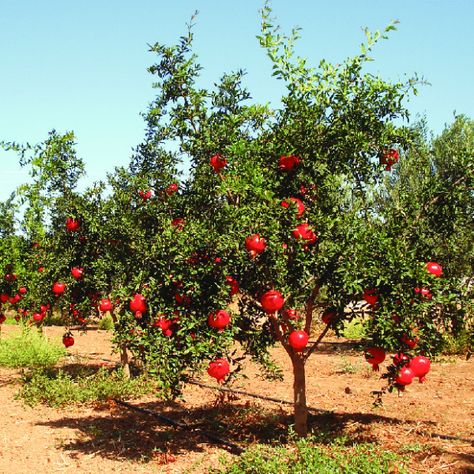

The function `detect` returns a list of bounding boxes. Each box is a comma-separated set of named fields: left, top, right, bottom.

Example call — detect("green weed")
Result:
left=213, top=435, right=409, bottom=474
left=18, top=366, right=157, bottom=407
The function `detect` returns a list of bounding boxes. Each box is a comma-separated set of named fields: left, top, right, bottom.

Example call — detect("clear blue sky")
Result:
left=1, top=1, right=473, bottom=200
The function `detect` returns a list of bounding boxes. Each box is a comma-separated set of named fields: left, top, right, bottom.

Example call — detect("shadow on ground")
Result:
left=35, top=395, right=473, bottom=467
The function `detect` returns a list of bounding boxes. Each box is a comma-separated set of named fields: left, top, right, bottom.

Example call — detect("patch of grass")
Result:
left=214, top=434, right=409, bottom=474
left=17, top=366, right=157, bottom=407
left=0, top=327, right=65, bottom=367
left=399, top=443, right=429, bottom=454
left=98, top=313, right=114, bottom=331
left=335, top=357, right=361, bottom=374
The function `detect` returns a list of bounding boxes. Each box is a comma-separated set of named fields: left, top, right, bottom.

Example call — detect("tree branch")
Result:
left=304, top=323, right=331, bottom=362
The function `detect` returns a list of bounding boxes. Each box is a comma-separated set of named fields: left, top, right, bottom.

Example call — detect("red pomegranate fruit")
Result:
left=208, top=310, right=231, bottom=331
left=52, top=282, right=66, bottom=296
left=321, top=308, right=337, bottom=325
left=288, top=330, right=309, bottom=352
left=63, top=334, right=75, bottom=348
left=99, top=298, right=113, bottom=313
left=66, top=217, right=80, bottom=232
left=260, top=290, right=285, bottom=313
left=292, top=223, right=317, bottom=244
left=409, top=355, right=431, bottom=383
left=71, top=267, right=84, bottom=280
left=363, top=288, right=378, bottom=307
left=207, top=358, right=230, bottom=382
left=395, top=367, right=414, bottom=386
left=130, top=294, right=147, bottom=314
left=278, top=154, right=300, bottom=171
left=379, top=148, right=399, bottom=171
left=426, top=261, right=442, bottom=277
left=210, top=154, right=227, bottom=172
left=165, top=183, right=179, bottom=196
left=281, top=197, right=305, bottom=218
left=225, top=276, right=239, bottom=296
left=365, top=347, right=386, bottom=371
left=245, top=234, right=266, bottom=257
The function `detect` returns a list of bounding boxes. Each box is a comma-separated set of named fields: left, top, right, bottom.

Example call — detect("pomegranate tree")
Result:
left=1, top=5, right=471, bottom=440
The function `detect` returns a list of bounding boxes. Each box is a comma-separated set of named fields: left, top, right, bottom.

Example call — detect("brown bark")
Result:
left=110, top=310, right=130, bottom=379
left=120, top=345, right=131, bottom=379
left=292, top=354, right=308, bottom=437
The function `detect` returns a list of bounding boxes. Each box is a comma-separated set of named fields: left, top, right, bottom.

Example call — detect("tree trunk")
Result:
left=292, top=354, right=308, bottom=436
left=120, top=344, right=130, bottom=379
left=110, top=311, right=130, bottom=379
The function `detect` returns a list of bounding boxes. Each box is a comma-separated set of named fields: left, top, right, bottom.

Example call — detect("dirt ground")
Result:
left=0, top=324, right=472, bottom=474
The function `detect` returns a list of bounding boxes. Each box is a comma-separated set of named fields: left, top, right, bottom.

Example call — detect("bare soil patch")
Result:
left=0, top=324, right=472, bottom=473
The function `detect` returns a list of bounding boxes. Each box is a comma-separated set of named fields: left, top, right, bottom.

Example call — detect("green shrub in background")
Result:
left=97, top=314, right=114, bottom=331
left=0, top=328, right=65, bottom=367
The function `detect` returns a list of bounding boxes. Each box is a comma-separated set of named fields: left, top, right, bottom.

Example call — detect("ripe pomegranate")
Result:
left=363, top=288, right=378, bottom=306
left=281, top=197, right=305, bottom=218
left=165, top=183, right=179, bottom=196
left=409, top=355, right=431, bottom=382
left=130, top=294, right=147, bottom=314
left=245, top=234, right=266, bottom=257
left=65, top=217, right=80, bottom=232
left=138, top=189, right=153, bottom=201
left=52, top=282, right=66, bottom=296
left=283, top=308, right=299, bottom=320
left=171, top=218, right=185, bottom=230
left=99, top=298, right=113, bottom=313
left=71, top=267, right=84, bottom=280
left=365, top=347, right=386, bottom=371
left=0, top=313, right=6, bottom=324
left=18, top=287, right=28, bottom=295
left=10, top=294, right=22, bottom=304
left=154, top=316, right=176, bottom=337
left=225, top=276, right=239, bottom=296
left=288, top=330, right=309, bottom=351
left=175, top=292, right=191, bottom=306
left=379, top=148, right=399, bottom=171
left=292, top=223, right=317, bottom=244
left=38, top=266, right=44, bottom=273
left=210, top=154, right=227, bottom=172
left=207, top=358, right=230, bottom=382
left=421, top=288, right=433, bottom=300
left=0, top=293, right=9, bottom=303
left=32, top=313, right=44, bottom=323
left=426, top=261, right=442, bottom=277
left=208, top=310, right=231, bottom=331
left=278, top=154, right=300, bottom=171
left=62, top=334, right=75, bottom=348
left=392, top=352, right=410, bottom=367
left=401, top=334, right=420, bottom=349
left=260, top=290, right=285, bottom=313
left=395, top=367, right=414, bottom=386
left=321, top=308, right=337, bottom=325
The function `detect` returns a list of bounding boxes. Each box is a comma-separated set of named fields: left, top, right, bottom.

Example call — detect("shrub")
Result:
left=98, top=314, right=114, bottom=331
left=0, top=327, right=65, bottom=367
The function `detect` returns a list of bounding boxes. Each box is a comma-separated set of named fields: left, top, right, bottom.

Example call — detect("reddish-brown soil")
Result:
left=0, top=324, right=472, bottom=473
